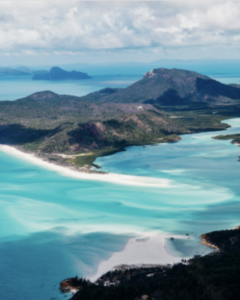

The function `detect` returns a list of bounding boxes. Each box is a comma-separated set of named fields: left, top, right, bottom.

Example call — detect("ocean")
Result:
left=0, top=74, right=142, bottom=101
left=0, top=66, right=240, bottom=300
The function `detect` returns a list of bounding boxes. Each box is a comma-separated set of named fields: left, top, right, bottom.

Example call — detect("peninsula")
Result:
left=213, top=133, right=240, bottom=145
left=0, top=68, right=240, bottom=171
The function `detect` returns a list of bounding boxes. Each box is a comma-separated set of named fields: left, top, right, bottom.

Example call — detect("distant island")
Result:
left=32, top=66, right=92, bottom=80
left=0, top=67, right=30, bottom=76
left=0, top=66, right=92, bottom=80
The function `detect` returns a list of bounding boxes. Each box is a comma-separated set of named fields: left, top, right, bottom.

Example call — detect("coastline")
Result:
left=0, top=144, right=171, bottom=188
left=88, top=234, right=190, bottom=282
left=200, top=234, right=219, bottom=251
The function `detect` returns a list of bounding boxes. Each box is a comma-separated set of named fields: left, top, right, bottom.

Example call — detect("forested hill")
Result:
left=0, top=68, right=240, bottom=168
left=80, top=68, right=240, bottom=107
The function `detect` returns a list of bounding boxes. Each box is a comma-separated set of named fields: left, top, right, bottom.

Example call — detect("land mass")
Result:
left=60, top=226, right=240, bottom=300
left=213, top=133, right=240, bottom=146
left=0, top=68, right=240, bottom=169
left=32, top=66, right=92, bottom=80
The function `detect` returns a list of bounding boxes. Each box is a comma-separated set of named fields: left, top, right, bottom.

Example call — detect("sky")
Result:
left=1, top=0, right=240, bottom=66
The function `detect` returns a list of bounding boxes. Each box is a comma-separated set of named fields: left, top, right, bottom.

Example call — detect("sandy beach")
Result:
left=0, top=145, right=172, bottom=188
left=89, top=234, right=190, bottom=282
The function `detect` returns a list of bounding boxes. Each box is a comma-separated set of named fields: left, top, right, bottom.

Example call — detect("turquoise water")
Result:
left=96, top=118, right=240, bottom=236
left=1, top=118, right=240, bottom=300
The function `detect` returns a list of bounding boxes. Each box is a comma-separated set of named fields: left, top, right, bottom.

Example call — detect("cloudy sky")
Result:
left=1, top=0, right=240, bottom=65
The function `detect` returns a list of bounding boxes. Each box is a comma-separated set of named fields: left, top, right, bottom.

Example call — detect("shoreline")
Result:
left=200, top=234, right=219, bottom=251
left=88, top=234, right=190, bottom=282
left=0, top=144, right=172, bottom=188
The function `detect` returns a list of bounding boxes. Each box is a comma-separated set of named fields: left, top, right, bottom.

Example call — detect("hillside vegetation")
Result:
left=0, top=93, right=185, bottom=154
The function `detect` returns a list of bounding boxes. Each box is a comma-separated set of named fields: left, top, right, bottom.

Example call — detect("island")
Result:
left=0, top=66, right=92, bottom=80
left=60, top=226, right=240, bottom=300
left=32, top=66, right=92, bottom=80
left=0, top=68, right=240, bottom=172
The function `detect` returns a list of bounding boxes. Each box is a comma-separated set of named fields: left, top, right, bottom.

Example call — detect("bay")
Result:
left=0, top=118, right=240, bottom=300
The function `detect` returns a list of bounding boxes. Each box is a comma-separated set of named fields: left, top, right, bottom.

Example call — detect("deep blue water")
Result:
left=0, top=69, right=240, bottom=300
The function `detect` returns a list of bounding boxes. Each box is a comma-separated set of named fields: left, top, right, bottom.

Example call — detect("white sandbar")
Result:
left=89, top=234, right=189, bottom=282
left=0, top=145, right=172, bottom=187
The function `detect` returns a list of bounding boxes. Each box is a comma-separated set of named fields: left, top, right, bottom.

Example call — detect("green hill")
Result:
left=0, top=67, right=30, bottom=76
left=0, top=91, right=187, bottom=156
left=80, top=68, right=240, bottom=107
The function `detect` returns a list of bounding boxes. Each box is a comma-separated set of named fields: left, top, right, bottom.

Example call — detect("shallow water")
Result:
left=0, top=74, right=142, bottom=101
left=96, top=118, right=240, bottom=253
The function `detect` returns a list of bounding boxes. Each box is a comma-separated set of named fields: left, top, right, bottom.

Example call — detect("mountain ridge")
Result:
left=80, top=68, right=240, bottom=107
left=0, top=67, right=30, bottom=76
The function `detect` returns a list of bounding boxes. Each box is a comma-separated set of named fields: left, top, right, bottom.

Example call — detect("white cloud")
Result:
left=0, top=1, right=239, bottom=57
